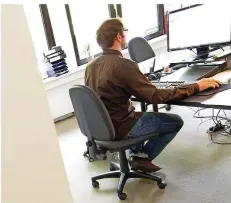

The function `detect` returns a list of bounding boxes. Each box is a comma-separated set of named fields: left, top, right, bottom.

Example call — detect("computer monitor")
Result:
left=167, top=4, right=231, bottom=59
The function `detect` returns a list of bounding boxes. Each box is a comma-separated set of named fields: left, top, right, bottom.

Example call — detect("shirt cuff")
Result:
left=192, top=83, right=200, bottom=93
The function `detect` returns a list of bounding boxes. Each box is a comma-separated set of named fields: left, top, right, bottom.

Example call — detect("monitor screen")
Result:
left=167, top=4, right=231, bottom=51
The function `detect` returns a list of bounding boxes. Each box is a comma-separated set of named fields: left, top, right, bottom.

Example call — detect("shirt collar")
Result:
left=102, top=49, right=123, bottom=57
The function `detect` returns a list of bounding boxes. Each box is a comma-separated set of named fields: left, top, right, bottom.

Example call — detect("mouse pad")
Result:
left=196, top=84, right=231, bottom=96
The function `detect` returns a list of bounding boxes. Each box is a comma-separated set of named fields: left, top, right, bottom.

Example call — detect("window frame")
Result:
left=65, top=4, right=103, bottom=66
left=39, top=4, right=56, bottom=50
left=144, top=4, right=164, bottom=41
left=65, top=4, right=165, bottom=66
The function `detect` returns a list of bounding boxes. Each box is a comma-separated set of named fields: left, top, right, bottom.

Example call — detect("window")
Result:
left=25, top=4, right=79, bottom=79
left=164, top=4, right=199, bottom=13
left=47, top=4, right=78, bottom=70
left=24, top=3, right=165, bottom=77
left=66, top=3, right=164, bottom=66
left=164, top=4, right=182, bottom=13
left=39, top=4, right=56, bottom=50
left=120, top=3, right=164, bottom=41
left=66, top=2, right=110, bottom=65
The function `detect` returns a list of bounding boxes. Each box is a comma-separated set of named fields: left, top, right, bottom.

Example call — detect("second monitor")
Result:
left=167, top=4, right=231, bottom=59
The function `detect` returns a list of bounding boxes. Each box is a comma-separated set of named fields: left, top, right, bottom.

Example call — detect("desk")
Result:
left=167, top=90, right=231, bottom=110
left=132, top=69, right=231, bottom=111
left=168, top=69, right=231, bottom=110
left=132, top=89, right=231, bottom=110
left=136, top=49, right=231, bottom=112
left=138, top=48, right=231, bottom=75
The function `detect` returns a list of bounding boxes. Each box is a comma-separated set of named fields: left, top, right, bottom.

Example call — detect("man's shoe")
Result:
left=111, top=152, right=120, bottom=163
left=129, top=156, right=162, bottom=173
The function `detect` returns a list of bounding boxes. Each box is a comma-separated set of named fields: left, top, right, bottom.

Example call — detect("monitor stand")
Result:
left=192, top=46, right=221, bottom=61
left=193, top=46, right=210, bottom=60
left=169, top=46, right=226, bottom=67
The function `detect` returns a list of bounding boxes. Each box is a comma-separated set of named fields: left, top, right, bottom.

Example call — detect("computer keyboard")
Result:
left=152, top=80, right=231, bottom=94
left=152, top=81, right=187, bottom=88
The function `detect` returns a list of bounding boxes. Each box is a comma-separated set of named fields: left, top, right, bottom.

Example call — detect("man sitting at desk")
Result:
left=85, top=18, right=220, bottom=173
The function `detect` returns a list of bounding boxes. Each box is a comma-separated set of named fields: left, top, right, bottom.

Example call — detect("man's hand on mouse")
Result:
left=196, top=78, right=221, bottom=92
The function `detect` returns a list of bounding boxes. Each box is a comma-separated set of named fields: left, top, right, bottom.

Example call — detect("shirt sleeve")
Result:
left=116, top=60, right=200, bottom=104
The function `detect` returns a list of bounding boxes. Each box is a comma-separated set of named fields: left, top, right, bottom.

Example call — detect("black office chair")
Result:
left=128, top=37, right=156, bottom=74
left=69, top=85, right=166, bottom=200
left=128, top=37, right=171, bottom=112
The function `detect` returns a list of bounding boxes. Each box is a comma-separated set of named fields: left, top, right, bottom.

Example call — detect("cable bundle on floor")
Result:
left=189, top=107, right=231, bottom=144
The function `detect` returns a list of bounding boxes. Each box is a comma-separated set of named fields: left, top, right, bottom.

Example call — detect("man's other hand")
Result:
left=196, top=78, right=221, bottom=92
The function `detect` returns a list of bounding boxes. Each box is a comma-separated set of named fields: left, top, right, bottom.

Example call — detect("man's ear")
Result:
left=116, top=32, right=122, bottom=42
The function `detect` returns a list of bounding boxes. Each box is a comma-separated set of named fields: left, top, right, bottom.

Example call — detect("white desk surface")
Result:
left=138, top=49, right=231, bottom=74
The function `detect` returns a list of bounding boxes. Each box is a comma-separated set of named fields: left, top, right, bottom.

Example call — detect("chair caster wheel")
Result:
left=158, top=181, right=167, bottom=189
left=118, top=192, right=127, bottom=200
left=109, top=166, right=116, bottom=171
left=165, top=105, right=171, bottom=111
left=89, top=158, right=94, bottom=162
left=83, top=151, right=88, bottom=157
left=92, top=181, right=99, bottom=188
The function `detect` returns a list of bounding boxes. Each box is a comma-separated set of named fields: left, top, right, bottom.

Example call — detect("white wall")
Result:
left=2, top=5, right=73, bottom=203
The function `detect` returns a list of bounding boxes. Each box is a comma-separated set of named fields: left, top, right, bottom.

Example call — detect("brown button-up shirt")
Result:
left=85, top=49, right=199, bottom=140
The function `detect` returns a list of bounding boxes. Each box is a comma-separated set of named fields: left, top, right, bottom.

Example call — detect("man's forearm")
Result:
left=149, top=83, right=200, bottom=104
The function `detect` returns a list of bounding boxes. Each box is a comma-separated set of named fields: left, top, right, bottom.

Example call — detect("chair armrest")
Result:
left=95, top=133, right=158, bottom=152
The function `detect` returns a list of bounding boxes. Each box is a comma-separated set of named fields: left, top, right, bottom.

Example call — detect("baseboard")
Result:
left=54, top=112, right=75, bottom=123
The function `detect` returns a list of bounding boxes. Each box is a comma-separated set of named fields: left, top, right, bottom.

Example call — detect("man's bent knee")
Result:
left=170, top=114, right=184, bottom=131
left=153, top=112, right=184, bottom=131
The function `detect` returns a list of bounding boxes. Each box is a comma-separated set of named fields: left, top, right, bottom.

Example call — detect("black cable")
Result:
left=190, top=108, right=231, bottom=144
left=187, top=106, right=198, bottom=113
left=215, top=109, right=221, bottom=125
left=193, top=108, right=204, bottom=123
left=192, top=108, right=227, bottom=121
left=223, top=110, right=228, bottom=120
left=189, top=48, right=196, bottom=54
left=209, top=133, right=231, bottom=144
left=216, top=109, right=231, bottom=135
left=222, top=121, right=231, bottom=135
left=209, top=109, right=231, bottom=144
left=194, top=114, right=230, bottom=121
left=188, top=107, right=231, bottom=126
left=197, top=117, right=213, bottom=131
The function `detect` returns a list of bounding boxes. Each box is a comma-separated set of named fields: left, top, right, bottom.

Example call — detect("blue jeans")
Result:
left=129, top=112, right=184, bottom=161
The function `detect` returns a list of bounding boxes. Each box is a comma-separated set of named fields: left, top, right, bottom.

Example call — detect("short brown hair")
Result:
left=96, top=18, right=124, bottom=49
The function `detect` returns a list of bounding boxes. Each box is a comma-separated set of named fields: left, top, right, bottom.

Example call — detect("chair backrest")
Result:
left=69, top=85, right=115, bottom=141
left=128, top=37, right=156, bottom=63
